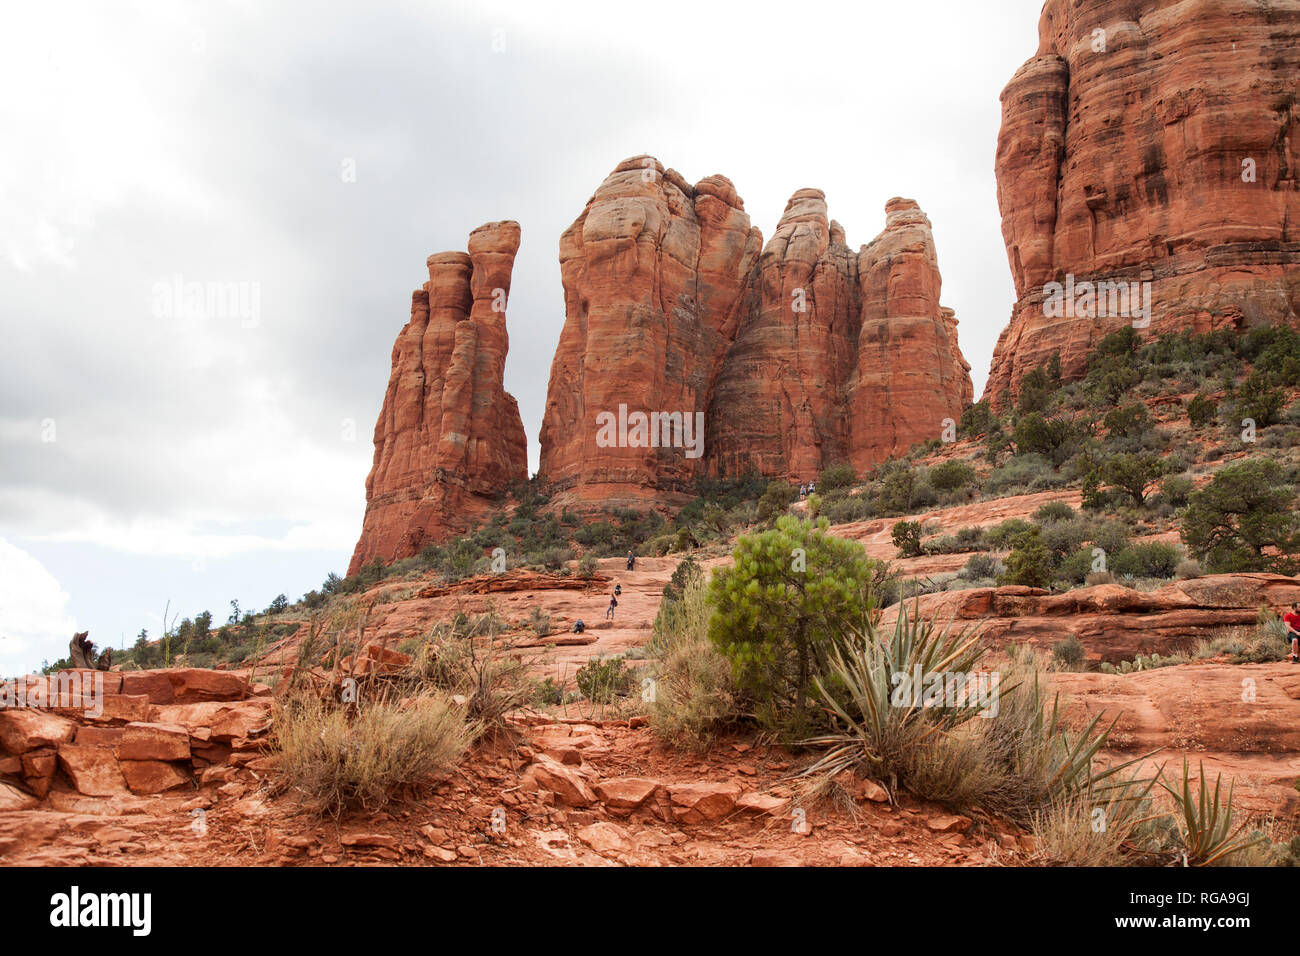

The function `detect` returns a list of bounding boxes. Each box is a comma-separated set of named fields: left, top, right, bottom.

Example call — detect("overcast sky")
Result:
left=0, top=0, right=1045, bottom=675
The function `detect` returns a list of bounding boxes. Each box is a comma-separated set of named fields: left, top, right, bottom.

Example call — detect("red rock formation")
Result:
left=349, top=222, right=528, bottom=574
left=539, top=157, right=762, bottom=508
left=542, top=157, right=973, bottom=505
left=987, top=0, right=1300, bottom=406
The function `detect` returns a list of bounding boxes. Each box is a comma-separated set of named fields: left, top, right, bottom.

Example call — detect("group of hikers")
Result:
left=798, top=480, right=817, bottom=498
left=574, top=550, right=636, bottom=634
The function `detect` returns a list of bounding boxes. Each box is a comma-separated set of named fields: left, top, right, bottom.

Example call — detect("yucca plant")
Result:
left=1159, top=760, right=1265, bottom=866
left=799, top=602, right=994, bottom=794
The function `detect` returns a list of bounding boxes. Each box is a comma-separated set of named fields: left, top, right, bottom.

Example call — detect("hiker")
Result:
left=614, top=583, right=622, bottom=597
left=572, top=619, right=586, bottom=634
left=808, top=480, right=816, bottom=495
left=799, top=483, right=807, bottom=498
left=1285, top=602, right=1300, bottom=664
left=606, top=593, right=618, bottom=620
left=626, top=550, right=635, bottom=571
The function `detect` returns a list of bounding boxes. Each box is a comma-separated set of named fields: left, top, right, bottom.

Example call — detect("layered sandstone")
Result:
left=986, top=0, right=1300, bottom=406
left=538, top=157, right=762, bottom=507
left=349, top=222, right=528, bottom=573
left=540, top=157, right=973, bottom=506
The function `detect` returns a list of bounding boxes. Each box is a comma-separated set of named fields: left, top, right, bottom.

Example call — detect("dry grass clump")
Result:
left=273, top=691, right=479, bottom=816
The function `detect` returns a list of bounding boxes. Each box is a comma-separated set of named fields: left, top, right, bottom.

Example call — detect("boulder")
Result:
left=119, top=760, right=191, bottom=795
left=0, top=710, right=77, bottom=754
left=57, top=745, right=127, bottom=796
left=117, top=722, right=191, bottom=762
left=667, top=781, right=742, bottom=824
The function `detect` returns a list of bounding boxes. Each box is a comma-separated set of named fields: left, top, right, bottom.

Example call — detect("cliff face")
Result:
left=538, top=157, right=762, bottom=508
left=348, top=222, right=528, bottom=574
left=987, top=0, right=1300, bottom=405
left=540, top=157, right=973, bottom=506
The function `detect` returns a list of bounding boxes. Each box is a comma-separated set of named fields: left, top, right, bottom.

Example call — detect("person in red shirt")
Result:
left=1284, top=603, right=1300, bottom=664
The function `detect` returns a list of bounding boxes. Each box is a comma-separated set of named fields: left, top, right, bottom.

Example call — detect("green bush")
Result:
left=1033, top=501, right=1077, bottom=524
left=1052, top=635, right=1086, bottom=670
left=999, top=527, right=1055, bottom=588
left=756, top=481, right=797, bottom=523
left=707, top=515, right=879, bottom=737
left=817, top=462, right=858, bottom=492
left=891, top=520, right=924, bottom=558
left=1161, top=474, right=1194, bottom=508
left=1181, top=458, right=1299, bottom=573
left=576, top=657, right=631, bottom=703
left=1187, top=394, right=1218, bottom=427
left=1104, top=403, right=1152, bottom=439
left=930, top=459, right=978, bottom=492
left=1110, top=542, right=1183, bottom=579
left=959, top=553, right=1001, bottom=581
left=961, top=401, right=996, bottom=437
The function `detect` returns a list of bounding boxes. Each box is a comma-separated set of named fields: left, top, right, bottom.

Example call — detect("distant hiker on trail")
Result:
left=614, top=583, right=621, bottom=596
left=1285, top=602, right=1300, bottom=664
left=626, top=550, right=635, bottom=571
left=808, top=480, right=816, bottom=495
left=572, top=619, right=586, bottom=634
left=799, top=483, right=807, bottom=498
left=606, top=593, right=618, bottom=620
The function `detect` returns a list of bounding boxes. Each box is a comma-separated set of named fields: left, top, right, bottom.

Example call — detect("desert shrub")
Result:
left=650, top=577, right=740, bottom=751
left=961, top=400, right=996, bottom=437
left=576, top=657, right=631, bottom=703
left=526, top=607, right=552, bottom=638
left=1174, top=558, right=1202, bottom=580
left=987, top=454, right=1053, bottom=494
left=1180, top=458, right=1299, bottom=573
left=1052, top=635, right=1086, bottom=670
left=1158, top=760, right=1266, bottom=866
left=1187, top=394, right=1218, bottom=427
left=930, top=459, right=978, bottom=492
left=411, top=619, right=531, bottom=730
left=1161, top=474, right=1194, bottom=508
left=1111, top=542, right=1182, bottom=579
left=958, top=553, right=1001, bottom=581
left=756, top=480, right=798, bottom=523
left=891, top=520, right=924, bottom=558
left=1033, top=501, right=1077, bottom=524
left=272, top=692, right=478, bottom=816
left=800, top=605, right=989, bottom=796
left=708, top=515, right=879, bottom=737
left=984, top=517, right=1034, bottom=550
left=1042, top=517, right=1094, bottom=561
left=999, top=527, right=1055, bottom=588
left=577, top=554, right=600, bottom=579
left=1103, top=403, right=1151, bottom=439
left=1012, top=414, right=1082, bottom=468
left=532, top=676, right=564, bottom=707
left=877, top=463, right=917, bottom=514
left=817, top=462, right=858, bottom=492
left=1236, top=370, right=1286, bottom=428
left=1099, top=453, right=1166, bottom=507
left=1054, top=548, right=1096, bottom=586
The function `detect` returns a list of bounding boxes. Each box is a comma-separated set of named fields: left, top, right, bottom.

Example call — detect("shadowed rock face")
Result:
left=987, top=0, right=1300, bottom=406
left=541, top=157, right=973, bottom=508
left=348, top=222, right=528, bottom=574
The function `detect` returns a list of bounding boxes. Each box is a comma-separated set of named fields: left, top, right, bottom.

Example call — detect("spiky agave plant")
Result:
left=1160, top=760, right=1265, bottom=866
left=799, top=602, right=994, bottom=794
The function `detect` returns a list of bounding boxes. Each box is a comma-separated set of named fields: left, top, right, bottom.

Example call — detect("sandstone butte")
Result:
left=539, top=156, right=973, bottom=509
left=348, top=222, right=528, bottom=574
left=985, top=0, right=1300, bottom=407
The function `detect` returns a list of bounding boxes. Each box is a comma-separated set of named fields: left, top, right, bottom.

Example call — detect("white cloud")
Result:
left=0, top=538, right=78, bottom=676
